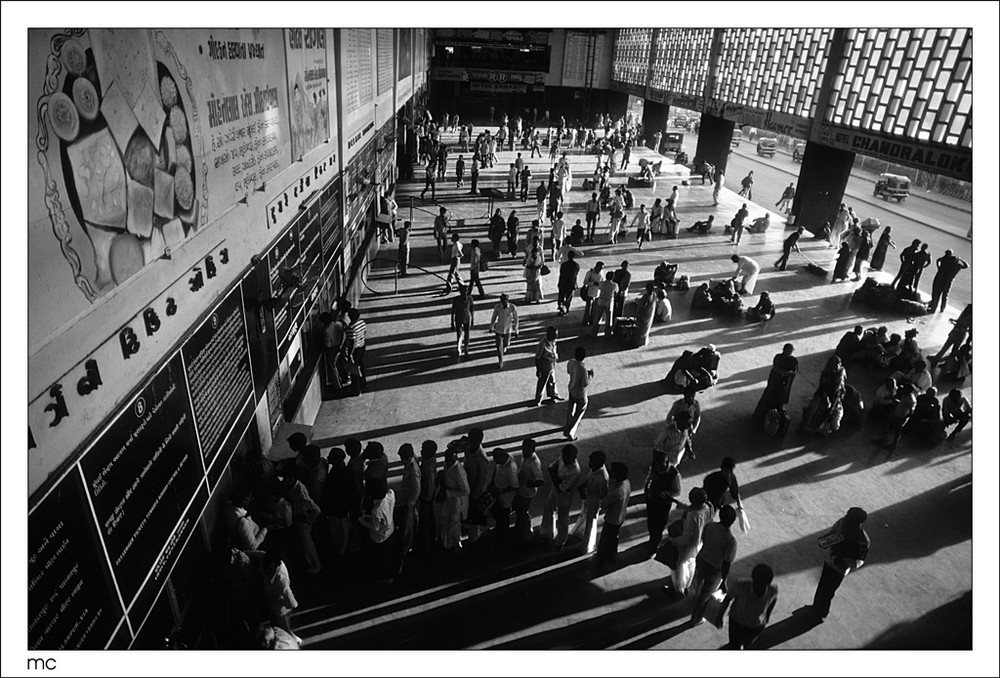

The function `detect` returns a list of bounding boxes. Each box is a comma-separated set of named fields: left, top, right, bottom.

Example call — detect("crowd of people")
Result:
left=224, top=112, right=970, bottom=650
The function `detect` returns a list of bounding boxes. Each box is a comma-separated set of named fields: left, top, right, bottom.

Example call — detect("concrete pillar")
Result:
left=693, top=113, right=735, bottom=175
left=791, top=142, right=855, bottom=235
left=641, top=100, right=670, bottom=148
left=607, top=91, right=629, bottom=121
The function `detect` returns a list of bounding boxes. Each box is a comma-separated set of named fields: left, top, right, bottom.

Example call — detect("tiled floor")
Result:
left=294, top=130, right=972, bottom=650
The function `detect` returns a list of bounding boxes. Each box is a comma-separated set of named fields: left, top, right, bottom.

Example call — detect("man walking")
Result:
left=739, top=170, right=754, bottom=199
left=455, top=154, right=466, bottom=188
left=445, top=233, right=464, bottom=291
left=775, top=226, right=804, bottom=271
left=468, top=239, right=486, bottom=298
left=564, top=346, right=593, bottom=440
left=531, top=326, right=563, bottom=406
left=556, top=250, right=580, bottom=317
left=591, top=271, right=618, bottom=337
left=434, top=207, right=449, bottom=262
left=420, top=160, right=437, bottom=201
left=691, top=505, right=738, bottom=625
left=581, top=260, right=605, bottom=327
left=585, top=192, right=601, bottom=242
left=489, top=293, right=519, bottom=370
left=928, top=249, right=969, bottom=313
left=346, top=308, right=368, bottom=394
left=507, top=163, right=518, bottom=199
left=520, top=165, right=533, bottom=202
left=811, top=507, right=870, bottom=621
left=775, top=182, right=795, bottom=213
left=450, top=283, right=475, bottom=358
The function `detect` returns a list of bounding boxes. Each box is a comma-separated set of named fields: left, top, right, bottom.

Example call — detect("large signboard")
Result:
left=704, top=98, right=811, bottom=139
left=77, top=353, right=203, bottom=606
left=563, top=31, right=606, bottom=88
left=180, top=285, right=254, bottom=477
left=27, top=28, right=293, bottom=315
left=817, top=123, right=972, bottom=182
left=284, top=28, right=331, bottom=161
left=30, top=278, right=261, bottom=649
left=376, top=28, right=395, bottom=97
left=29, top=469, right=126, bottom=650
left=340, top=29, right=375, bottom=142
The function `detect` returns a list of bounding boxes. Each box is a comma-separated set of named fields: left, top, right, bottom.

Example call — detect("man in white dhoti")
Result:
left=731, top=255, right=761, bottom=295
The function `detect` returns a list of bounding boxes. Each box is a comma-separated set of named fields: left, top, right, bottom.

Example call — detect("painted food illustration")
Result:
left=50, top=30, right=199, bottom=291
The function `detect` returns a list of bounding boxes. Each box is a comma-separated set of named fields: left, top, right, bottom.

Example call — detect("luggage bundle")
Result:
left=613, top=317, right=636, bottom=345
left=764, top=408, right=791, bottom=437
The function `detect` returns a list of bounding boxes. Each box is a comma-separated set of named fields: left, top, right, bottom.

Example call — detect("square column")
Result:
left=791, top=142, right=855, bottom=235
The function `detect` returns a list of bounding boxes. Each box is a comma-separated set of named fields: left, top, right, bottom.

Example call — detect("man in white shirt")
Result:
left=489, top=448, right=520, bottom=545
left=394, top=444, right=421, bottom=575
left=550, top=211, right=566, bottom=257
left=489, top=293, right=519, bottom=370
left=513, top=438, right=544, bottom=542
left=565, top=346, right=593, bottom=440
left=581, top=261, right=605, bottom=327
left=359, top=478, right=396, bottom=584
left=445, top=233, right=464, bottom=291
left=596, top=462, right=631, bottom=567
left=540, top=444, right=582, bottom=547
left=225, top=489, right=268, bottom=551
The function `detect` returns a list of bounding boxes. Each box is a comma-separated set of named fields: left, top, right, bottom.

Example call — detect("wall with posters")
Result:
left=396, top=28, right=413, bottom=107
left=28, top=27, right=341, bottom=498
left=284, top=28, right=332, bottom=161
left=375, top=28, right=395, bottom=127
left=26, top=26, right=409, bottom=650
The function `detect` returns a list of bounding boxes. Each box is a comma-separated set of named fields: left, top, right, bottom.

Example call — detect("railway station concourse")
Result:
left=5, top=6, right=996, bottom=677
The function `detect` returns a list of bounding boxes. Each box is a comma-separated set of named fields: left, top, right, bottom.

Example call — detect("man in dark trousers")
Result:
left=891, top=239, right=921, bottom=289
left=556, top=250, right=580, bottom=317
left=470, top=155, right=480, bottom=195
left=420, top=160, right=437, bottom=201
left=928, top=249, right=969, bottom=313
left=520, top=165, right=532, bottom=202
left=454, top=154, right=466, bottom=188
left=775, top=226, right=805, bottom=270
left=811, top=507, right=870, bottom=621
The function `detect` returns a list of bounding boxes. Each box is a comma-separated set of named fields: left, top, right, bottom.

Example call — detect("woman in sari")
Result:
left=522, top=244, right=545, bottom=303
left=633, top=282, right=657, bottom=347
left=868, top=226, right=895, bottom=271
left=754, top=343, right=798, bottom=422
left=440, top=446, right=470, bottom=551
left=831, top=241, right=855, bottom=283
left=802, top=355, right=847, bottom=434
left=650, top=198, right=665, bottom=236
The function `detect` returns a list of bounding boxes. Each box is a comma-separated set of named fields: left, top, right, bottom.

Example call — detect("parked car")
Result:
left=756, top=137, right=777, bottom=157
left=662, top=131, right=684, bottom=154
left=791, top=140, right=806, bottom=162
left=873, top=173, right=910, bottom=202
left=731, top=129, right=741, bottom=147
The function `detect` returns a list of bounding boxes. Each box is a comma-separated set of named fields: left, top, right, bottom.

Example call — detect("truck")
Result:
left=756, top=137, right=777, bottom=157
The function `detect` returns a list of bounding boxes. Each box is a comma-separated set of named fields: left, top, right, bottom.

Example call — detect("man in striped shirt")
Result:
left=346, top=308, right=367, bottom=394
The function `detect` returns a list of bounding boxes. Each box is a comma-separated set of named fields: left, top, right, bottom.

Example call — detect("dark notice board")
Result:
left=320, top=175, right=344, bottom=265
left=241, top=262, right=279, bottom=402
left=266, top=226, right=300, bottom=358
left=77, top=354, right=203, bottom=608
left=28, top=469, right=126, bottom=650
left=181, top=285, right=253, bottom=474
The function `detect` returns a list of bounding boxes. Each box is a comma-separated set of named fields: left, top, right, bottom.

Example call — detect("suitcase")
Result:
left=764, top=408, right=790, bottom=437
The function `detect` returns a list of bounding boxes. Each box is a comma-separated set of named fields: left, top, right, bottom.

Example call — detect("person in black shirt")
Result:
left=928, top=249, right=969, bottom=313
left=703, top=457, right=742, bottom=512
left=812, top=507, right=871, bottom=620
left=775, top=226, right=804, bottom=270
left=557, top=250, right=581, bottom=317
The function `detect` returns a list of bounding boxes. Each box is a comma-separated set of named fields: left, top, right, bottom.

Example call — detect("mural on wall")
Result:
left=33, top=29, right=206, bottom=301
left=30, top=28, right=293, bottom=304
left=284, top=28, right=330, bottom=161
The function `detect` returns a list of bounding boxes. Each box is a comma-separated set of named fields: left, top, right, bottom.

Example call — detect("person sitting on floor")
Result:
left=745, top=292, right=775, bottom=323
left=691, top=282, right=713, bottom=310
left=870, top=377, right=898, bottom=419
left=654, top=261, right=678, bottom=287
left=835, top=326, right=866, bottom=362
left=710, top=278, right=743, bottom=317
left=687, top=215, right=715, bottom=234
left=748, top=213, right=771, bottom=233
left=684, top=345, right=721, bottom=391
left=892, top=360, right=933, bottom=394
left=654, top=288, right=673, bottom=323
left=905, top=386, right=944, bottom=441
left=941, top=388, right=972, bottom=441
